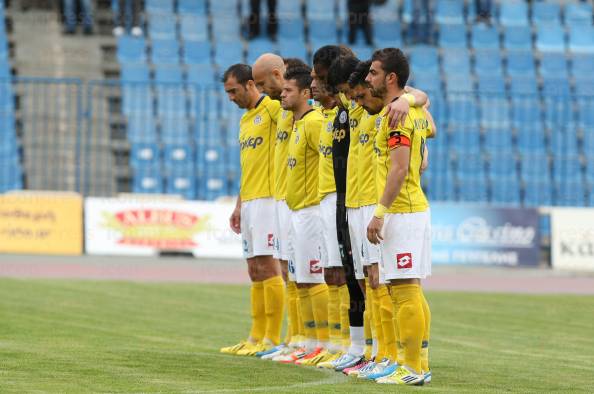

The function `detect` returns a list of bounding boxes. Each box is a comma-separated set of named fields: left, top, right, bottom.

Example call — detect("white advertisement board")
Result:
left=85, top=198, right=242, bottom=258
left=551, top=208, right=594, bottom=271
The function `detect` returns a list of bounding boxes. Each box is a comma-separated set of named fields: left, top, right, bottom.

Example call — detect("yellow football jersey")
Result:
left=345, top=100, right=365, bottom=209
left=286, top=109, right=324, bottom=211
left=239, top=95, right=280, bottom=201
left=357, top=110, right=381, bottom=207
left=375, top=105, right=430, bottom=213
left=273, top=109, right=294, bottom=201
left=318, top=106, right=338, bottom=199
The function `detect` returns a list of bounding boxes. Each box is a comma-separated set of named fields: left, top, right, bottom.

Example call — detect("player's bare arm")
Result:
left=386, top=87, right=429, bottom=128
left=229, top=194, right=241, bottom=234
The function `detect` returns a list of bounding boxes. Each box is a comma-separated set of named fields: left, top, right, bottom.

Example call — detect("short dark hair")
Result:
left=283, top=57, right=308, bottom=70
left=312, top=45, right=355, bottom=70
left=348, top=60, right=372, bottom=88
left=284, top=65, right=313, bottom=91
left=327, top=55, right=360, bottom=90
left=222, top=63, right=253, bottom=85
left=371, top=48, right=409, bottom=89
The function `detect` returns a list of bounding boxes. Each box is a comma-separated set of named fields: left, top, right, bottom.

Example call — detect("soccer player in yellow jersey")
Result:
left=280, top=65, right=332, bottom=366
left=366, top=48, right=432, bottom=386
left=220, top=64, right=285, bottom=357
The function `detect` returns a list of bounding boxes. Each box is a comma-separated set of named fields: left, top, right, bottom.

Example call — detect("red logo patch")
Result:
left=267, top=233, right=274, bottom=247
left=309, top=260, right=323, bottom=274
left=396, top=253, right=413, bottom=269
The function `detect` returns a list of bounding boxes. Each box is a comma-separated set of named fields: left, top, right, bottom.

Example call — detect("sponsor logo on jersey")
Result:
left=326, top=121, right=333, bottom=132
left=375, top=116, right=382, bottom=129
left=333, top=128, right=346, bottom=142
left=276, top=130, right=289, bottom=142
left=339, top=111, right=348, bottom=124
left=350, top=118, right=359, bottom=129
left=309, top=259, right=323, bottom=274
left=287, top=156, right=297, bottom=169
left=396, top=253, right=413, bottom=269
left=240, top=136, right=264, bottom=150
left=414, top=118, right=429, bottom=130
left=359, top=133, right=370, bottom=144
left=254, top=115, right=262, bottom=125
left=319, top=144, right=332, bottom=157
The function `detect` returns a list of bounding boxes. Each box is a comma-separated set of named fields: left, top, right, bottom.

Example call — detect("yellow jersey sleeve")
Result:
left=375, top=106, right=429, bottom=213
left=345, top=101, right=365, bottom=209
left=318, top=107, right=337, bottom=199
left=286, top=109, right=324, bottom=211
left=357, top=111, right=381, bottom=207
left=238, top=96, right=279, bottom=201
left=273, top=109, right=294, bottom=201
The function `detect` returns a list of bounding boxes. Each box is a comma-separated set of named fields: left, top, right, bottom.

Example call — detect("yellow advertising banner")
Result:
left=0, top=192, right=83, bottom=255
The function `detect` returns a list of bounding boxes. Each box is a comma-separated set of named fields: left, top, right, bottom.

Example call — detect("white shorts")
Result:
left=381, top=209, right=432, bottom=280
left=347, top=207, right=365, bottom=280
left=320, top=193, right=342, bottom=268
left=273, top=200, right=291, bottom=261
left=241, top=198, right=276, bottom=259
left=360, top=204, right=381, bottom=266
left=287, top=205, right=325, bottom=284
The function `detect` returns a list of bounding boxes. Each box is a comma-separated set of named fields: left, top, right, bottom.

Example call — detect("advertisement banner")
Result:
left=551, top=208, right=594, bottom=271
left=432, top=204, right=540, bottom=266
left=85, top=198, right=242, bottom=258
left=0, top=192, right=83, bottom=255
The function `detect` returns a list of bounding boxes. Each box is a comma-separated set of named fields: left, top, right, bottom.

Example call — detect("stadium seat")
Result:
left=200, top=170, right=229, bottom=200
left=520, top=151, right=549, bottom=180
left=186, top=64, right=216, bottom=85
left=352, top=45, right=373, bottom=61
left=536, top=25, right=566, bottom=53
left=148, top=13, right=177, bottom=40
left=411, top=72, right=441, bottom=94
left=555, top=179, right=586, bottom=207
left=475, top=50, right=503, bottom=77
left=117, top=36, right=147, bottom=64
left=572, top=54, right=594, bottom=77
left=180, top=15, right=208, bottom=41
left=183, top=41, right=211, bottom=65
left=435, top=0, right=465, bottom=25
left=523, top=178, right=553, bottom=206
left=471, top=24, right=499, bottom=50
left=444, top=75, right=473, bottom=93
left=576, top=88, right=594, bottom=127
left=441, top=48, right=471, bottom=75
left=374, top=20, right=402, bottom=47
left=542, top=78, right=573, bottom=127
left=246, top=39, right=276, bottom=64
left=278, top=41, right=308, bottom=60
left=279, top=17, right=305, bottom=41
left=447, top=96, right=478, bottom=126
left=212, top=16, right=241, bottom=42
left=409, top=46, right=439, bottom=74
left=166, top=169, right=197, bottom=199
left=512, top=99, right=543, bottom=131
left=427, top=172, right=456, bottom=201
left=532, top=2, right=561, bottom=27
left=151, top=39, right=180, bottom=65
left=550, top=131, right=579, bottom=159
left=458, top=175, right=489, bottom=203
left=154, top=65, right=183, bottom=83
left=451, top=127, right=480, bottom=150
left=438, top=23, right=467, bottom=49
left=506, top=50, right=536, bottom=77
left=484, top=129, right=513, bottom=152
left=130, top=143, right=160, bottom=169
left=197, top=144, right=226, bottom=173
left=210, top=0, right=238, bottom=15
left=539, top=53, right=569, bottom=78
left=490, top=176, right=521, bottom=205
left=214, top=42, right=244, bottom=70
left=502, top=26, right=532, bottom=51
left=480, top=97, right=510, bottom=128
left=569, top=26, right=594, bottom=54
left=456, top=152, right=484, bottom=175
left=178, top=0, right=207, bottom=15
left=477, top=75, right=505, bottom=93
left=120, top=63, right=150, bottom=82
left=552, top=155, right=582, bottom=183
left=500, top=2, right=529, bottom=26
left=164, top=144, right=194, bottom=171
left=565, top=2, right=593, bottom=26
left=306, top=0, right=334, bottom=20
left=121, top=85, right=153, bottom=115
left=145, top=0, right=173, bottom=14
left=132, top=168, right=163, bottom=194
left=156, top=84, right=186, bottom=116
left=309, top=19, right=337, bottom=42
left=161, top=116, right=190, bottom=143
left=127, top=113, right=158, bottom=143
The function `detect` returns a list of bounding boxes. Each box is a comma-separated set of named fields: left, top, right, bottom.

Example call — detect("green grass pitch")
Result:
left=1, top=278, right=593, bottom=393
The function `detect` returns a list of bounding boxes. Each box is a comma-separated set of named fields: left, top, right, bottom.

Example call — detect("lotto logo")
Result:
left=267, top=234, right=274, bottom=247
left=396, top=253, right=413, bottom=269
left=309, top=260, right=323, bottom=274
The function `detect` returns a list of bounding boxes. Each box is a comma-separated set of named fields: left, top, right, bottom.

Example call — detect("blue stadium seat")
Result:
left=520, top=152, right=549, bottom=180
left=444, top=75, right=473, bottom=92
left=409, top=46, right=440, bottom=74
left=278, top=41, right=308, bottom=60
left=197, top=144, right=226, bottom=173
left=130, top=142, right=160, bottom=169
left=151, top=39, right=180, bottom=65
left=212, top=16, right=241, bottom=42
left=438, top=23, right=467, bottom=49
left=127, top=113, right=158, bottom=143
left=178, top=0, right=207, bottom=15
left=120, top=63, right=150, bottom=82
left=161, top=116, right=190, bottom=143
left=456, top=152, right=484, bottom=175
left=214, top=42, right=244, bottom=70
left=411, top=72, right=441, bottom=94
left=180, top=15, right=208, bottom=41
left=480, top=97, right=510, bottom=128
left=441, top=48, right=471, bottom=75
left=122, top=85, right=153, bottom=114
left=499, top=2, right=529, bottom=26
left=569, top=26, right=594, bottom=54
left=471, top=24, right=499, bottom=50
left=352, top=45, right=373, bottom=61
left=306, top=0, right=334, bottom=20
left=435, top=0, right=465, bottom=25
left=539, top=53, right=569, bottom=78
left=572, top=54, right=594, bottom=77
left=164, top=144, right=194, bottom=171
left=506, top=50, right=536, bottom=77
left=523, top=178, right=552, bottom=206
left=451, top=127, right=480, bottom=150
left=509, top=75, right=538, bottom=95
left=532, top=2, right=561, bottom=27
left=374, top=20, right=402, bottom=46
left=279, top=17, right=305, bottom=41
left=117, top=36, right=147, bottom=64
left=555, top=179, right=586, bottom=207
left=277, top=0, right=302, bottom=17
left=166, top=169, right=197, bottom=199
left=246, top=39, right=277, bottom=64
left=154, top=65, right=183, bottom=83
left=477, top=75, right=505, bottom=93
left=458, top=175, right=489, bottom=203
left=536, top=25, right=566, bottom=53
left=183, top=41, right=211, bottom=65
left=427, top=172, right=456, bottom=201
left=148, top=13, right=177, bottom=40
left=475, top=50, right=503, bottom=76
left=565, top=2, right=593, bottom=26
left=550, top=130, right=579, bottom=157
left=157, top=84, right=186, bottom=117
left=186, top=64, right=216, bottom=85
left=542, top=78, right=573, bottom=127
left=516, top=125, right=546, bottom=154
left=309, top=20, right=337, bottom=42
left=512, top=98, right=542, bottom=130
left=133, top=168, right=163, bottom=194
left=552, top=156, right=582, bottom=183
left=0, top=84, right=14, bottom=112
left=145, top=0, right=173, bottom=14
left=491, top=176, right=521, bottom=205
left=503, top=26, right=532, bottom=51
left=200, top=170, right=229, bottom=200
left=484, top=129, right=513, bottom=152
left=447, top=96, right=478, bottom=126
left=575, top=87, right=594, bottom=127
left=210, top=0, right=238, bottom=15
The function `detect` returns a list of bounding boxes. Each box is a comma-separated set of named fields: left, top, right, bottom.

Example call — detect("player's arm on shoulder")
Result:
left=404, top=86, right=428, bottom=108
left=386, top=86, right=428, bottom=129
left=424, top=108, right=437, bottom=139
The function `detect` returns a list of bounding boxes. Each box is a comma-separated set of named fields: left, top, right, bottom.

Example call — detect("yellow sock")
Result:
left=263, top=275, right=285, bottom=345
left=371, top=287, right=385, bottom=361
left=249, top=281, right=266, bottom=343
left=310, top=284, right=329, bottom=344
left=421, top=289, right=431, bottom=372
left=298, top=287, right=316, bottom=342
left=377, top=284, right=397, bottom=362
left=364, top=278, right=373, bottom=359
left=286, top=281, right=299, bottom=344
left=327, top=285, right=342, bottom=352
left=338, top=284, right=350, bottom=350
left=391, top=284, right=425, bottom=374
